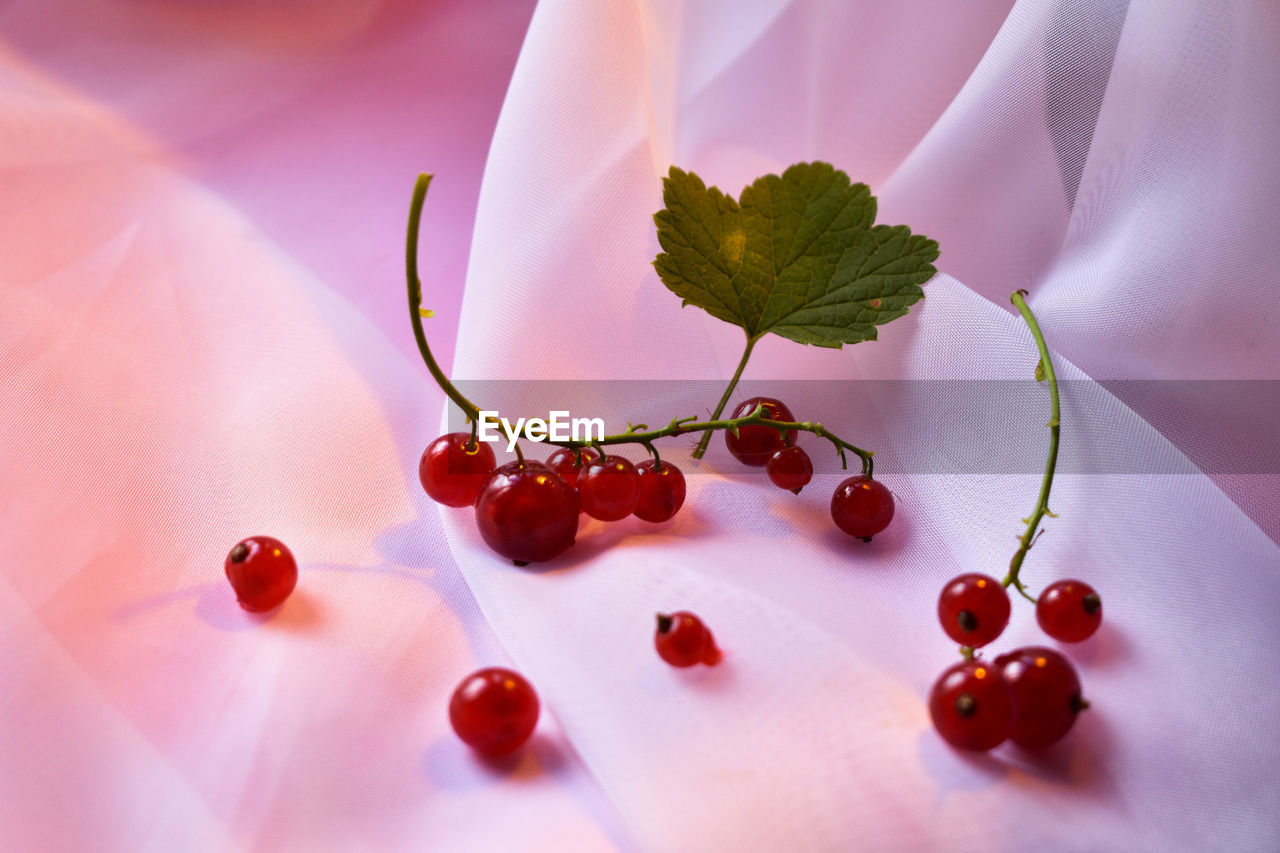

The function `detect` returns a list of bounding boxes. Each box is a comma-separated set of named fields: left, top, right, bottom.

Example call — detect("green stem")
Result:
left=404, top=175, right=875, bottom=477
left=1002, top=290, right=1060, bottom=604
left=407, top=174, right=482, bottom=422
left=514, top=405, right=873, bottom=475
left=691, top=336, right=758, bottom=460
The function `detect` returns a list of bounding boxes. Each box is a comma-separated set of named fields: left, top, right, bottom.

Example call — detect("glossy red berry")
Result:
left=449, top=667, right=540, bottom=756
left=996, top=646, right=1088, bottom=748
left=937, top=574, right=1011, bottom=648
left=724, top=397, right=797, bottom=466
left=577, top=454, right=641, bottom=521
left=766, top=445, right=813, bottom=493
left=830, top=475, right=895, bottom=540
left=633, top=459, right=686, bottom=523
left=419, top=433, right=497, bottom=507
left=224, top=536, right=297, bottom=612
left=545, top=446, right=599, bottom=490
left=474, top=461, right=579, bottom=565
left=929, top=659, right=1015, bottom=751
left=654, top=611, right=721, bottom=667
left=1036, top=579, right=1103, bottom=643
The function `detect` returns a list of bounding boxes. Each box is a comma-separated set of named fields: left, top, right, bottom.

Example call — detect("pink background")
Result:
left=3, top=1, right=1278, bottom=850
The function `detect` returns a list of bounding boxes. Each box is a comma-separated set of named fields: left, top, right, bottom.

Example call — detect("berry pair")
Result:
left=451, top=610, right=721, bottom=757
left=937, top=574, right=1102, bottom=648
left=726, top=397, right=896, bottom=541
left=547, top=448, right=687, bottom=524
left=929, top=647, right=1087, bottom=750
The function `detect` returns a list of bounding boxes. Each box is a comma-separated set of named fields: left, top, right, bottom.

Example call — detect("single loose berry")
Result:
left=633, top=459, right=686, bottom=523
left=224, top=536, right=297, bottom=612
left=546, top=446, right=599, bottom=490
left=830, top=475, right=895, bottom=540
left=766, top=445, right=813, bottom=493
left=724, top=397, right=797, bottom=466
left=654, top=611, right=721, bottom=667
left=1036, top=579, right=1103, bottom=643
left=474, top=461, right=579, bottom=565
left=929, top=659, right=1015, bottom=751
left=996, top=646, right=1088, bottom=748
left=937, top=574, right=1011, bottom=648
left=577, top=454, right=641, bottom=521
left=449, top=667, right=540, bottom=756
left=419, top=432, right=497, bottom=507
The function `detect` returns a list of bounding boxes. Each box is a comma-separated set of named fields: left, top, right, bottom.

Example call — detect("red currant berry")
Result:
left=448, top=667, right=540, bottom=756
left=724, top=397, right=797, bottom=466
left=766, top=445, right=813, bottom=493
left=224, top=536, right=297, bottom=612
left=577, top=454, right=641, bottom=521
left=474, top=461, right=579, bottom=565
left=996, top=646, right=1088, bottom=748
left=633, top=459, right=686, bottom=523
left=928, top=659, right=1015, bottom=751
left=830, top=475, right=895, bottom=540
left=419, top=432, right=497, bottom=507
left=1036, top=579, right=1102, bottom=643
left=654, top=611, right=721, bottom=667
left=937, top=574, right=1011, bottom=648
left=545, top=446, right=599, bottom=490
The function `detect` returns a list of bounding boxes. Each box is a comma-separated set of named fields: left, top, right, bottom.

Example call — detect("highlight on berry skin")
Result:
left=654, top=611, right=722, bottom=668
left=448, top=667, right=540, bottom=756
left=474, top=461, right=579, bottom=566
left=224, top=535, right=298, bottom=612
left=928, top=659, right=1015, bottom=751
left=830, top=474, right=894, bottom=541
left=995, top=646, right=1089, bottom=748
left=419, top=432, right=497, bottom=507
left=937, top=573, right=1011, bottom=648
left=1036, top=579, right=1103, bottom=643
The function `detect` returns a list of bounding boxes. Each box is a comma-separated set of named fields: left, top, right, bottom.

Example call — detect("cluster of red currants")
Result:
left=930, top=573, right=1102, bottom=750
left=418, top=396, right=897, bottom=566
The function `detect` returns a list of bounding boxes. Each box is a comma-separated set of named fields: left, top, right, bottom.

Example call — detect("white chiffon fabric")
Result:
left=3, top=0, right=1279, bottom=850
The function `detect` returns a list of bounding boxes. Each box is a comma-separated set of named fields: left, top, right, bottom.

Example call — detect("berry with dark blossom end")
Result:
left=449, top=667, right=540, bottom=756
left=654, top=611, right=721, bottom=667
left=937, top=573, right=1011, bottom=648
left=766, top=445, right=813, bottom=493
left=1036, top=579, right=1102, bottom=643
left=929, top=659, right=1015, bottom=751
left=577, top=454, right=642, bottom=521
left=419, top=432, right=497, bottom=507
left=724, top=397, right=797, bottom=466
left=996, top=646, right=1088, bottom=748
left=830, top=474, right=894, bottom=540
left=224, top=536, right=297, bottom=612
left=633, top=459, right=686, bottom=523
left=474, top=461, right=579, bottom=565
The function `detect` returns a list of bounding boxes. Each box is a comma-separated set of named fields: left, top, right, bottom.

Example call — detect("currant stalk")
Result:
left=1002, top=290, right=1060, bottom=604
left=690, top=336, right=756, bottom=460
left=405, top=174, right=877, bottom=476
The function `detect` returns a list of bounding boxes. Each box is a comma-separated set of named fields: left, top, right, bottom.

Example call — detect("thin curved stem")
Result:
left=504, top=404, right=874, bottom=475
left=691, top=336, right=757, bottom=460
left=1002, top=290, right=1060, bottom=604
left=405, top=175, right=876, bottom=477
left=407, top=174, right=482, bottom=422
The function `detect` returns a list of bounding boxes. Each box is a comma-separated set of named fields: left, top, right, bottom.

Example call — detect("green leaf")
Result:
left=653, top=162, right=939, bottom=347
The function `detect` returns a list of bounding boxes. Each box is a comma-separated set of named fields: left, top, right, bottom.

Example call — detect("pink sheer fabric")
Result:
left=3, top=0, right=1278, bottom=850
